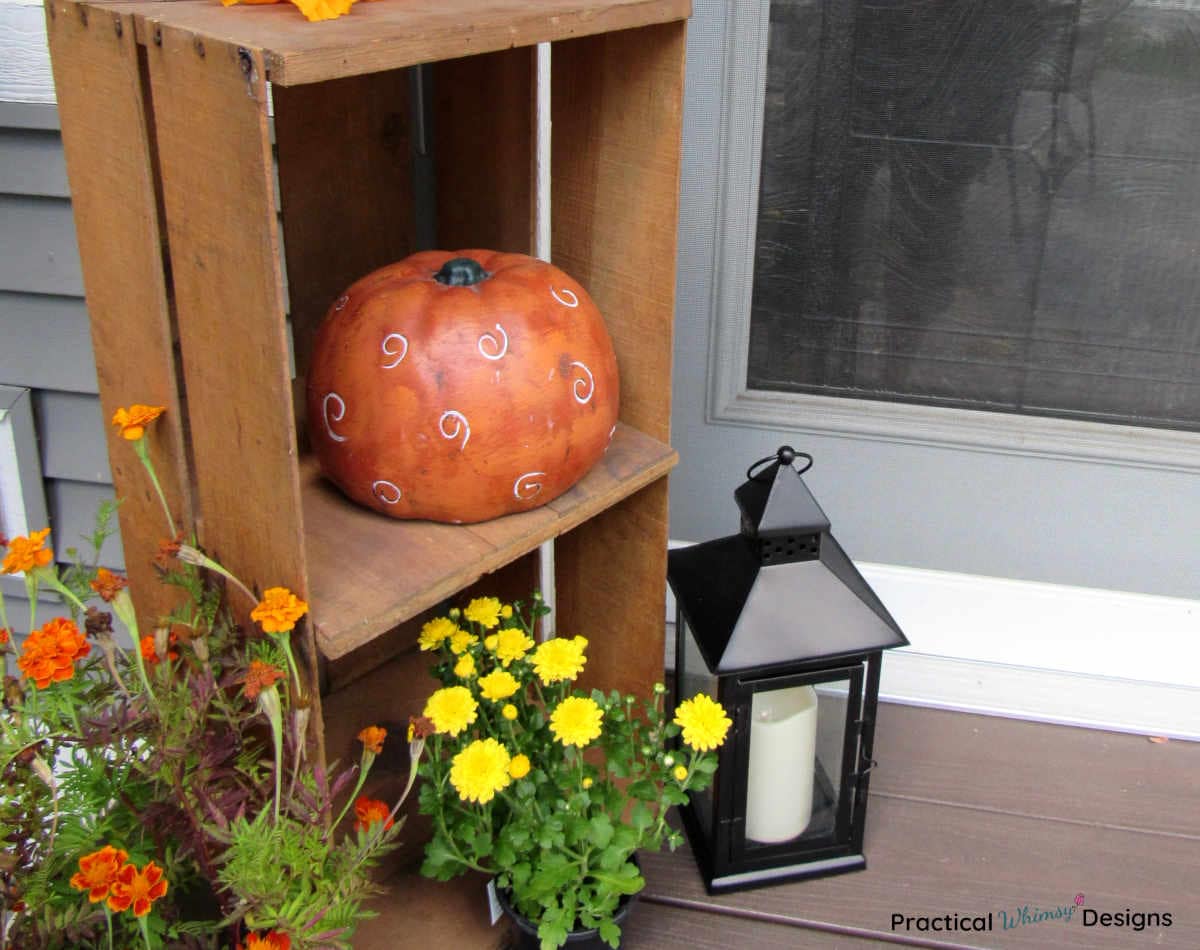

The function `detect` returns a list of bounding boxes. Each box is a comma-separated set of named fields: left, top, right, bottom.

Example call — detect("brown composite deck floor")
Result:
left=357, top=702, right=1200, bottom=948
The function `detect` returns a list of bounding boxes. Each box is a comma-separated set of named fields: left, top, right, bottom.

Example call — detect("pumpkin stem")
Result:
left=434, top=257, right=490, bottom=287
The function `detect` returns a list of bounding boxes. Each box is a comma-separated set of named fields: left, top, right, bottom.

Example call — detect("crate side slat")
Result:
left=549, top=21, right=686, bottom=699
left=143, top=30, right=324, bottom=750
left=45, top=0, right=194, bottom=628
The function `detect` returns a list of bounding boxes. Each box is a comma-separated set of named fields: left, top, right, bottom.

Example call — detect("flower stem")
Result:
left=137, top=914, right=153, bottom=950
left=133, top=437, right=177, bottom=538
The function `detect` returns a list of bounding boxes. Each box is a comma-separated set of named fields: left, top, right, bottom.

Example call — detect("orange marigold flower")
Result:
left=139, top=634, right=179, bottom=666
left=111, top=404, right=166, bottom=441
left=241, top=932, right=292, bottom=950
left=90, top=567, right=129, bottom=603
left=153, top=534, right=183, bottom=571
left=357, top=725, right=386, bottom=755
left=17, top=618, right=90, bottom=689
left=106, top=860, right=168, bottom=917
left=241, top=659, right=286, bottom=700
left=70, top=845, right=129, bottom=903
left=250, top=587, right=309, bottom=634
left=353, top=796, right=393, bottom=832
left=1, top=528, right=53, bottom=575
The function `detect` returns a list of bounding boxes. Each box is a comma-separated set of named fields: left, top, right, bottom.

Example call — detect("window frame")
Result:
left=705, top=1, right=1200, bottom=474
left=0, top=385, right=50, bottom=597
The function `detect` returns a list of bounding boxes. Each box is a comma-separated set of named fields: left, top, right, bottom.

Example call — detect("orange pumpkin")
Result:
left=306, top=250, right=620, bottom=524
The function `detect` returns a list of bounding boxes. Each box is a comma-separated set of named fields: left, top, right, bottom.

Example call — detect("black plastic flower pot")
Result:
left=496, top=858, right=641, bottom=950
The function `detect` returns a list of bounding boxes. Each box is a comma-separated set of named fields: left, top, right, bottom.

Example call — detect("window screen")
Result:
left=747, top=0, right=1200, bottom=431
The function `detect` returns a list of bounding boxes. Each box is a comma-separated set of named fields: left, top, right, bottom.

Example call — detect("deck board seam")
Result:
left=638, top=893, right=994, bottom=950
left=873, top=790, right=1200, bottom=842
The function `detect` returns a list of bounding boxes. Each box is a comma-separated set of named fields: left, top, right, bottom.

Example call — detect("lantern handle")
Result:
left=746, top=445, right=814, bottom=481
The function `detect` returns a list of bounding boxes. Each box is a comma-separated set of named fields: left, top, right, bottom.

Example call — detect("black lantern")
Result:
left=667, top=446, right=908, bottom=893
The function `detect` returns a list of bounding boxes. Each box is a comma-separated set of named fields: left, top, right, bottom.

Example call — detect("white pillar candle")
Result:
left=745, top=685, right=818, bottom=844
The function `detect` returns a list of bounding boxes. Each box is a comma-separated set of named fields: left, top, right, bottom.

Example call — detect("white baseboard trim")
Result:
left=667, top=542, right=1200, bottom=740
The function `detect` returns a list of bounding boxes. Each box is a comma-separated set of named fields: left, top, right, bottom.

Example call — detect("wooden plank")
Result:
left=142, top=26, right=325, bottom=752
left=0, top=128, right=69, bottom=197
left=112, top=0, right=690, bottom=87
left=273, top=67, right=414, bottom=443
left=556, top=479, right=670, bottom=698
left=433, top=46, right=533, bottom=254
left=356, top=870, right=503, bottom=950
left=36, top=391, right=112, bottom=484
left=45, top=0, right=193, bottom=630
left=0, top=195, right=82, bottom=296
left=552, top=20, right=685, bottom=442
left=641, top=793, right=1200, bottom=949
left=304, top=423, right=676, bottom=660
left=547, top=21, right=685, bottom=699
left=631, top=901, right=879, bottom=949
left=0, top=292, right=97, bottom=394
left=871, top=702, right=1200, bottom=838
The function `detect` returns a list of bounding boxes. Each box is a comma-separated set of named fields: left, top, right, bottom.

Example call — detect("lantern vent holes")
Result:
left=759, top=533, right=820, bottom=565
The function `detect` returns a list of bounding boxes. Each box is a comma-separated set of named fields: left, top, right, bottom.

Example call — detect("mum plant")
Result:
left=0, top=406, right=422, bottom=949
left=416, top=597, right=731, bottom=950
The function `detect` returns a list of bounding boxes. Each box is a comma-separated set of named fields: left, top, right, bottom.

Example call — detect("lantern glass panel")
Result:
left=741, top=669, right=857, bottom=851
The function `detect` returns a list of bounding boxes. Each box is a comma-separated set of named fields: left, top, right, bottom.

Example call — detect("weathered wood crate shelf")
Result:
left=307, top=423, right=677, bottom=660
left=48, top=0, right=688, bottom=747
left=47, top=0, right=688, bottom=938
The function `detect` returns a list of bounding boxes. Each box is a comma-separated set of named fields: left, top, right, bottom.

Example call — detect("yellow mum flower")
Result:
left=419, top=617, right=458, bottom=652
left=501, top=703, right=518, bottom=721
left=501, top=605, right=514, bottom=619
left=493, top=628, right=534, bottom=667
left=450, top=738, right=512, bottom=804
left=484, top=634, right=499, bottom=652
left=673, top=765, right=689, bottom=782
left=478, top=669, right=520, bottom=701
left=673, top=694, right=732, bottom=752
left=464, top=597, right=503, bottom=629
left=582, top=777, right=593, bottom=789
left=250, top=587, right=309, bottom=634
left=423, top=686, right=478, bottom=737
left=549, top=696, right=603, bottom=748
left=531, top=636, right=588, bottom=685
left=454, top=653, right=476, bottom=679
left=449, top=629, right=478, bottom=656
left=508, top=753, right=531, bottom=779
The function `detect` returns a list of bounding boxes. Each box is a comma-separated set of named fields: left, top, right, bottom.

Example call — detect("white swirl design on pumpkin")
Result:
left=372, top=480, right=402, bottom=505
left=514, top=472, right=546, bottom=501
left=439, top=410, right=470, bottom=451
left=567, top=361, right=595, bottom=404
left=381, top=333, right=409, bottom=369
left=550, top=287, right=579, bottom=309
left=334, top=294, right=349, bottom=311
left=322, top=393, right=348, bottom=442
left=477, top=324, right=509, bottom=361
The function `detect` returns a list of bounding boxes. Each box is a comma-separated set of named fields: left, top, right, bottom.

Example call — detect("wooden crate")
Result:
left=45, top=0, right=687, bottom=936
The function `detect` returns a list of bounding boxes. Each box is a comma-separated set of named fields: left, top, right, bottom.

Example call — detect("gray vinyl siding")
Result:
left=0, top=101, right=119, bottom=634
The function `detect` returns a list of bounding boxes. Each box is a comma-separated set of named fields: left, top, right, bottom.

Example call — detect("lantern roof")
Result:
left=668, top=447, right=908, bottom=673
left=734, top=446, right=831, bottom=537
